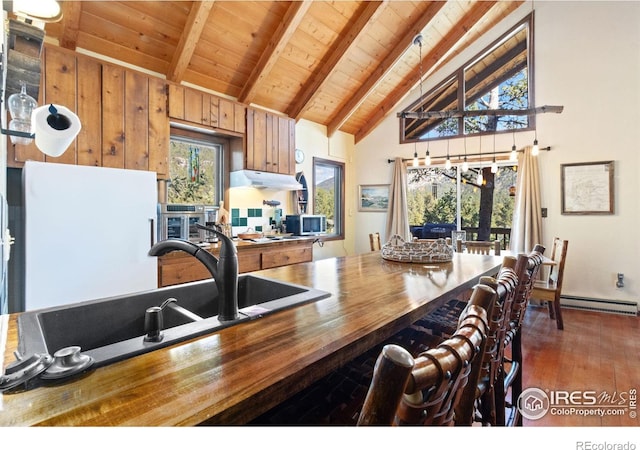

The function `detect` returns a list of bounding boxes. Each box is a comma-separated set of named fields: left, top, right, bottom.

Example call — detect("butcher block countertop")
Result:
left=0, top=252, right=502, bottom=426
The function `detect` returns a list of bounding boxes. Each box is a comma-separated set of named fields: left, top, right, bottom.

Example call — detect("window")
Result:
left=313, top=157, right=345, bottom=239
left=401, top=13, right=533, bottom=142
left=168, top=127, right=224, bottom=205
left=407, top=165, right=517, bottom=245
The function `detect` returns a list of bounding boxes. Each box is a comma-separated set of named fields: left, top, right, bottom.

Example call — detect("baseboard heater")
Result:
left=559, top=295, right=638, bottom=316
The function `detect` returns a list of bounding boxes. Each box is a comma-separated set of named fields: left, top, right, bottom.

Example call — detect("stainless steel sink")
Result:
left=17, top=275, right=330, bottom=368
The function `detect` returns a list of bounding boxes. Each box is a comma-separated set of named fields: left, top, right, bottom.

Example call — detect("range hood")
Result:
left=230, top=170, right=302, bottom=191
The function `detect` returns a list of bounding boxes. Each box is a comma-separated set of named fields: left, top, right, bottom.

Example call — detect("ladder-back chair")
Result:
left=357, top=284, right=496, bottom=426
left=530, top=238, right=568, bottom=330
left=369, top=232, right=381, bottom=251
left=502, top=244, right=545, bottom=426
left=399, top=256, right=521, bottom=425
left=458, top=239, right=501, bottom=255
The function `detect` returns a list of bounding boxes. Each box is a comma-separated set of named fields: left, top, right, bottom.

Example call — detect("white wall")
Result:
left=294, top=119, right=356, bottom=260
left=355, top=1, right=640, bottom=304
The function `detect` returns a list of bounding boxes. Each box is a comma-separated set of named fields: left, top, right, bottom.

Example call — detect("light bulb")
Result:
left=476, top=170, right=483, bottom=185
left=510, top=145, right=517, bottom=162
left=445, top=158, right=452, bottom=170
left=412, top=151, right=419, bottom=167
left=491, top=160, right=498, bottom=173
left=462, top=158, right=469, bottom=172
left=425, top=150, right=431, bottom=166
left=532, top=139, right=539, bottom=156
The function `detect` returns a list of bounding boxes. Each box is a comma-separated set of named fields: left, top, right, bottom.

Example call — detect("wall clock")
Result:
left=294, top=149, right=305, bottom=163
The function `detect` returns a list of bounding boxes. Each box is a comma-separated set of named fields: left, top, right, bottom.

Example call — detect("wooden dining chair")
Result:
left=530, top=238, right=568, bottom=330
left=459, top=239, right=501, bottom=255
left=357, top=284, right=496, bottom=426
left=401, top=256, right=521, bottom=426
left=502, top=244, right=545, bottom=426
left=369, top=232, right=381, bottom=251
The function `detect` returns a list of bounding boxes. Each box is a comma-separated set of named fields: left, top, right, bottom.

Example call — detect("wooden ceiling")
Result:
left=44, top=1, right=524, bottom=143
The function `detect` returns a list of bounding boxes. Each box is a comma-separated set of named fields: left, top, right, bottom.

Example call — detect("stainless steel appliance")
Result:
left=158, top=204, right=213, bottom=243
left=285, top=214, right=327, bottom=236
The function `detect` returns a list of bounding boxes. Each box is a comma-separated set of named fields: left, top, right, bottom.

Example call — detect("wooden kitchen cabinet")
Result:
left=167, top=83, right=245, bottom=134
left=8, top=45, right=169, bottom=178
left=244, top=107, right=295, bottom=175
left=157, top=239, right=314, bottom=287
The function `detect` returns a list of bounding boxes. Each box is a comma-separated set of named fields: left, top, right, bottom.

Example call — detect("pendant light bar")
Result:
left=387, top=146, right=551, bottom=164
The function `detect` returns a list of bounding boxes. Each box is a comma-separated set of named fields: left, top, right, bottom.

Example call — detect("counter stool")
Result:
left=357, top=284, right=496, bottom=425
left=404, top=256, right=521, bottom=425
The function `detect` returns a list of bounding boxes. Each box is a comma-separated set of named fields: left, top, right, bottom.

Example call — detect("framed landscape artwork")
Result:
left=561, top=161, right=614, bottom=215
left=358, top=184, right=389, bottom=212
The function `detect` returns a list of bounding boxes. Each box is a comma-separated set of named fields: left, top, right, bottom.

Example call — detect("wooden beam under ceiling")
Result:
left=288, top=0, right=387, bottom=121
left=166, top=0, right=215, bottom=83
left=353, top=1, right=497, bottom=143
left=237, top=0, right=312, bottom=104
left=59, top=0, right=83, bottom=50
left=325, top=1, right=445, bottom=137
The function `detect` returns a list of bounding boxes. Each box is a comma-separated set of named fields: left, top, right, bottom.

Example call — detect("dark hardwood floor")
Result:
left=518, top=305, right=639, bottom=426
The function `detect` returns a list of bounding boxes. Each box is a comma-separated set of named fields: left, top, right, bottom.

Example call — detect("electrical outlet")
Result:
left=616, top=273, right=624, bottom=288
left=541, top=208, right=548, bottom=218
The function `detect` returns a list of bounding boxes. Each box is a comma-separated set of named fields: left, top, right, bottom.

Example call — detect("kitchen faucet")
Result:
left=148, top=224, right=239, bottom=322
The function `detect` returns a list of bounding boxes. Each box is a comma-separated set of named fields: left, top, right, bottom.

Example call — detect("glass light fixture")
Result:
left=491, top=133, right=498, bottom=173
left=462, top=136, right=469, bottom=172
left=425, top=148, right=431, bottom=166
left=7, top=81, right=37, bottom=145
left=510, top=131, right=518, bottom=161
left=532, top=129, right=539, bottom=156
left=13, top=0, right=62, bottom=22
left=445, top=140, right=451, bottom=170
left=412, top=149, right=419, bottom=167
left=491, top=158, right=498, bottom=174
left=476, top=168, right=483, bottom=185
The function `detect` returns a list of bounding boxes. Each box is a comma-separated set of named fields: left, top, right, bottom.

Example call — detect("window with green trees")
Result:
left=168, top=131, right=222, bottom=205
left=313, top=157, right=344, bottom=239
left=407, top=166, right=517, bottom=233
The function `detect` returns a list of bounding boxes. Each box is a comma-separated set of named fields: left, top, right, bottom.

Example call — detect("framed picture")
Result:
left=358, top=184, right=389, bottom=212
left=561, top=161, right=614, bottom=215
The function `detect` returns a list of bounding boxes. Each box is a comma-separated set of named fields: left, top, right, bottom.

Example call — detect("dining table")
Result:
left=0, top=251, right=503, bottom=426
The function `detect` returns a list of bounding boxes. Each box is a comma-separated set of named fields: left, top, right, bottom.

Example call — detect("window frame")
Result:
left=400, top=13, right=535, bottom=144
left=168, top=126, right=226, bottom=206
left=312, top=157, right=345, bottom=241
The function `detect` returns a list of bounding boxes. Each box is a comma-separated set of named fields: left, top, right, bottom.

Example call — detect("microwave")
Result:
left=286, top=214, right=327, bottom=236
left=158, top=204, right=214, bottom=243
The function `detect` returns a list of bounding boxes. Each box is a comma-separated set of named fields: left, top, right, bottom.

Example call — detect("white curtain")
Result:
left=510, top=146, right=543, bottom=253
left=385, top=157, right=411, bottom=242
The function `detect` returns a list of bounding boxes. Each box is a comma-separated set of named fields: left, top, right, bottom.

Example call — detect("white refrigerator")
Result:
left=23, top=161, right=158, bottom=311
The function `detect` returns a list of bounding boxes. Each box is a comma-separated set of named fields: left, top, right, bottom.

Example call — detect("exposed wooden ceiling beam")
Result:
left=166, top=1, right=215, bottom=83
left=353, top=1, right=498, bottom=143
left=238, top=0, right=312, bottom=104
left=59, top=1, right=83, bottom=50
left=288, top=0, right=387, bottom=121
left=325, top=1, right=445, bottom=137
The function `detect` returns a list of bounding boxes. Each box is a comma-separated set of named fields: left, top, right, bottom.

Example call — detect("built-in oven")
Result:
left=158, top=204, right=213, bottom=243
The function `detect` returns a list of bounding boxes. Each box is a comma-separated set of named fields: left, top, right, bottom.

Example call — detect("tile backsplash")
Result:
left=231, top=208, right=282, bottom=236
